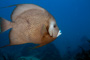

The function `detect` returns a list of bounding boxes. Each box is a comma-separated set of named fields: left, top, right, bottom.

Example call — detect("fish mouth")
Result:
left=57, top=30, right=62, bottom=37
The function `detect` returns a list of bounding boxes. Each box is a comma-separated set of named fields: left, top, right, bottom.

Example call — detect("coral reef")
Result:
left=17, top=56, right=40, bottom=60
left=0, top=43, right=61, bottom=60
left=75, top=47, right=90, bottom=60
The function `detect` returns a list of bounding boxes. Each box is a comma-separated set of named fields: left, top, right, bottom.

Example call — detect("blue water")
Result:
left=0, top=0, right=90, bottom=60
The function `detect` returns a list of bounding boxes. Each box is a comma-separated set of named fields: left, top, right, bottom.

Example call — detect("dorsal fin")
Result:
left=11, top=4, right=45, bottom=21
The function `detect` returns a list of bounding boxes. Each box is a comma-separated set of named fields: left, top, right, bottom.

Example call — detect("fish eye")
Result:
left=54, top=24, right=56, bottom=28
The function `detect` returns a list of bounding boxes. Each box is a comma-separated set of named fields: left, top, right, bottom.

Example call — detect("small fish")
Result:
left=0, top=4, right=61, bottom=48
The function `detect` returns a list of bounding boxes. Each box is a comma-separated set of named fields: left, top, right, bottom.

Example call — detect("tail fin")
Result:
left=0, top=17, right=12, bottom=32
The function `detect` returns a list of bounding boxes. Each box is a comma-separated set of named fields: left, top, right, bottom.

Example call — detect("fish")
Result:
left=0, top=4, right=62, bottom=48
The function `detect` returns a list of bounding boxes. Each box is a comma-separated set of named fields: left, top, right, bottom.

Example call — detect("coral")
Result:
left=0, top=43, right=61, bottom=60
left=75, top=47, right=90, bottom=60
left=17, top=56, right=40, bottom=60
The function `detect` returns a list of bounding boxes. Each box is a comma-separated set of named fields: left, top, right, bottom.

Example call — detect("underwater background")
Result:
left=0, top=0, right=90, bottom=60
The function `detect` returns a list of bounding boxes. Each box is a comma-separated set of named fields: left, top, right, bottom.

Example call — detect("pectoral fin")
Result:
left=41, top=24, right=47, bottom=35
